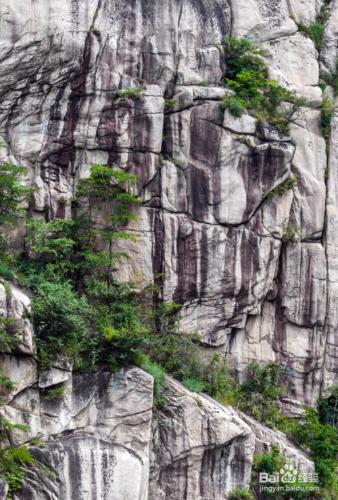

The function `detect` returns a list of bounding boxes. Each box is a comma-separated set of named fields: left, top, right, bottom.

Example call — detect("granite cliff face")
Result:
left=0, top=0, right=337, bottom=498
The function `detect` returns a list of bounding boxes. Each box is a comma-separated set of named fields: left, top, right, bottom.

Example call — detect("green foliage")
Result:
left=298, top=21, right=325, bottom=51
left=18, top=165, right=146, bottom=372
left=297, top=2, right=330, bottom=51
left=282, top=224, right=301, bottom=242
left=0, top=417, right=29, bottom=440
left=164, top=98, right=177, bottom=108
left=0, top=372, right=15, bottom=403
left=221, top=37, right=307, bottom=131
left=291, top=408, right=338, bottom=494
left=32, top=280, right=96, bottom=371
left=0, top=412, right=32, bottom=497
left=0, top=317, right=19, bottom=352
left=43, top=384, right=65, bottom=400
left=183, top=377, right=205, bottom=393
left=223, top=37, right=268, bottom=80
left=142, top=360, right=165, bottom=406
left=117, top=87, right=143, bottom=99
left=266, top=176, right=297, bottom=199
left=145, top=304, right=236, bottom=403
left=251, top=446, right=314, bottom=499
left=0, top=445, right=35, bottom=497
left=236, top=362, right=287, bottom=428
left=0, top=163, right=33, bottom=228
left=228, top=487, right=253, bottom=500
left=322, top=53, right=338, bottom=96
left=253, top=444, right=284, bottom=476
left=320, top=95, right=334, bottom=145
left=0, top=263, right=14, bottom=281
left=76, top=165, right=140, bottom=285
left=221, top=95, right=246, bottom=117
left=318, top=386, right=338, bottom=426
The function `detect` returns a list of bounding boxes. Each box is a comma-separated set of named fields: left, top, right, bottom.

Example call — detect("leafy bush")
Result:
left=320, top=95, right=334, bottom=145
left=183, top=377, right=205, bottom=393
left=32, top=280, right=96, bottom=371
left=0, top=163, right=33, bottom=227
left=221, top=37, right=307, bottom=131
left=297, top=1, right=330, bottom=51
left=228, top=487, right=253, bottom=500
left=0, top=372, right=15, bottom=403
left=236, top=362, right=287, bottom=428
left=0, top=317, right=19, bottom=352
left=0, top=262, right=14, bottom=281
left=266, top=177, right=297, bottom=199
left=117, top=87, right=143, bottom=99
left=0, top=445, right=35, bottom=496
left=291, top=408, right=338, bottom=495
left=318, top=386, right=338, bottom=426
left=43, top=384, right=65, bottom=400
left=142, top=360, right=165, bottom=406
left=298, top=21, right=325, bottom=51
left=221, top=95, right=246, bottom=117
left=323, top=61, right=338, bottom=97
left=282, top=224, right=301, bottom=242
left=164, top=98, right=177, bottom=108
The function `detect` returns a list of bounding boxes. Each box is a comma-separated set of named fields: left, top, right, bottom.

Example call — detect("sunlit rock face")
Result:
left=0, top=0, right=337, bottom=497
left=3, top=359, right=313, bottom=500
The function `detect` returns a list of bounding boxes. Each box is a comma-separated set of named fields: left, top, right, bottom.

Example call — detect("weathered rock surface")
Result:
left=0, top=365, right=313, bottom=500
left=0, top=0, right=337, bottom=497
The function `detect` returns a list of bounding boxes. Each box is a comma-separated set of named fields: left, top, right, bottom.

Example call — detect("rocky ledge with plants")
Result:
left=0, top=0, right=337, bottom=499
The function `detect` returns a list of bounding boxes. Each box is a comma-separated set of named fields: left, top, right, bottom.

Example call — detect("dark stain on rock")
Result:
left=174, top=220, right=198, bottom=303
left=150, top=208, right=165, bottom=306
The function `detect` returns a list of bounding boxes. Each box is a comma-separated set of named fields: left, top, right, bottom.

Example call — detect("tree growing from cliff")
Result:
left=75, top=165, right=141, bottom=288
left=0, top=162, right=33, bottom=278
left=0, top=163, right=33, bottom=227
left=221, top=37, right=307, bottom=131
left=22, top=165, right=147, bottom=371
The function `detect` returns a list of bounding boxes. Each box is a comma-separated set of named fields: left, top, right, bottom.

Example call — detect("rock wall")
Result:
left=0, top=0, right=338, bottom=497
left=0, top=288, right=314, bottom=499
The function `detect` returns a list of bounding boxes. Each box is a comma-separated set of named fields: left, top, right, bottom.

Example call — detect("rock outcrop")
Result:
left=0, top=0, right=337, bottom=497
left=0, top=319, right=314, bottom=499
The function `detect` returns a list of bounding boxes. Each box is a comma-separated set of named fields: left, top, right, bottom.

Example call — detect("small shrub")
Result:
left=183, top=377, right=205, bottom=393
left=142, top=361, right=165, bottom=407
left=117, top=87, right=143, bottom=99
left=164, top=98, right=177, bottom=108
left=266, top=176, right=297, bottom=199
left=318, top=386, right=338, bottom=426
left=228, top=487, right=253, bottom=500
left=0, top=445, right=35, bottom=496
left=291, top=408, right=338, bottom=494
left=32, top=280, right=95, bottom=371
left=0, top=262, right=14, bottom=281
left=0, top=163, right=34, bottom=228
left=0, top=372, right=15, bottom=402
left=322, top=58, right=338, bottom=96
left=221, top=37, right=307, bottom=132
left=298, top=2, right=330, bottom=51
left=236, top=362, right=287, bottom=427
left=282, top=224, right=301, bottom=242
left=321, top=95, right=334, bottom=145
left=298, top=21, right=325, bottom=51
left=43, top=384, right=65, bottom=400
left=0, top=417, right=29, bottom=440
left=221, top=95, right=246, bottom=117
left=0, top=317, right=19, bottom=352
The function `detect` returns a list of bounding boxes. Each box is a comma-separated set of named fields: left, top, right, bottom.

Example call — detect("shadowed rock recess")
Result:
left=0, top=0, right=337, bottom=498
